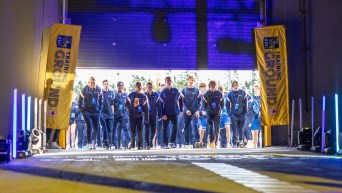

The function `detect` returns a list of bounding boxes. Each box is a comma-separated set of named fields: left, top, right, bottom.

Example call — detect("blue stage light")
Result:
left=13, top=89, right=17, bottom=158
left=22, top=94, right=25, bottom=131
left=321, top=96, right=326, bottom=153
left=335, top=94, right=340, bottom=153
left=27, top=96, right=31, bottom=131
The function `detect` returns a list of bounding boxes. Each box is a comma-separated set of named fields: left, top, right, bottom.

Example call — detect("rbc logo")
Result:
left=56, top=35, right=72, bottom=49
left=263, top=37, right=279, bottom=49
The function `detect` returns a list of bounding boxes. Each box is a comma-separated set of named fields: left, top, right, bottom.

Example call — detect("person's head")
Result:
left=165, top=76, right=173, bottom=88
left=199, top=82, right=207, bottom=93
left=208, top=80, right=217, bottom=91
left=187, top=75, right=195, bottom=88
left=117, top=81, right=124, bottom=92
left=158, top=83, right=165, bottom=91
left=135, top=82, right=142, bottom=92
left=147, top=82, right=153, bottom=93
left=231, top=80, right=239, bottom=91
left=254, top=84, right=260, bottom=96
left=102, top=79, right=109, bottom=90
left=88, top=76, right=96, bottom=88
left=218, top=85, right=223, bottom=92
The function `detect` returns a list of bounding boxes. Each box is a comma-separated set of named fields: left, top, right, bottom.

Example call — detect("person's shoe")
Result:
left=202, top=143, right=207, bottom=148
left=128, top=142, right=135, bottom=149
left=199, top=143, right=204, bottom=148
left=66, top=145, right=71, bottom=150
left=146, top=145, right=151, bottom=150
left=138, top=146, right=143, bottom=150
left=246, top=140, right=253, bottom=148
left=88, top=143, right=94, bottom=150
left=195, top=142, right=201, bottom=148
left=238, top=141, right=244, bottom=148
left=210, top=142, right=215, bottom=149
left=49, top=142, right=61, bottom=149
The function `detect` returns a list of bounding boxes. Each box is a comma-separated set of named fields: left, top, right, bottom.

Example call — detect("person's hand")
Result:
left=195, top=111, right=200, bottom=118
left=202, top=111, right=206, bottom=117
left=179, top=112, right=183, bottom=116
left=186, top=110, right=191, bottom=116
left=162, top=115, right=167, bottom=120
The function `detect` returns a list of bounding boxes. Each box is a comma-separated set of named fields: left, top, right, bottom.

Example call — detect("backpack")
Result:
left=208, top=91, right=221, bottom=115
left=129, top=92, right=144, bottom=114
left=231, top=90, right=245, bottom=115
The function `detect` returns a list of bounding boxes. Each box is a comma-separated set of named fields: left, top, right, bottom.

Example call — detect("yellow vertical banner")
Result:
left=44, top=24, right=81, bottom=130
left=254, top=25, right=289, bottom=126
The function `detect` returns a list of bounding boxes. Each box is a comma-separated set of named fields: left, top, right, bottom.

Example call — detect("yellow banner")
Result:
left=44, top=24, right=81, bottom=130
left=254, top=25, right=289, bottom=126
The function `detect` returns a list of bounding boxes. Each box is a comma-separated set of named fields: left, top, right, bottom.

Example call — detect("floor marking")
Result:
left=192, top=162, right=315, bottom=193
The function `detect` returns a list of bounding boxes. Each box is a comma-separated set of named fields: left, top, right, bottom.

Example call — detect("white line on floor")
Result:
left=192, top=162, right=315, bottom=193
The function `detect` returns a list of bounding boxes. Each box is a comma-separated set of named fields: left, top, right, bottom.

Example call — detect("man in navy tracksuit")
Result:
left=203, top=80, right=224, bottom=149
left=145, top=82, right=160, bottom=149
left=78, top=76, right=103, bottom=150
left=100, top=79, right=115, bottom=149
left=159, top=76, right=183, bottom=148
left=181, top=75, right=201, bottom=148
left=128, top=82, right=149, bottom=150
left=226, top=80, right=247, bottom=148
left=113, top=81, right=130, bottom=149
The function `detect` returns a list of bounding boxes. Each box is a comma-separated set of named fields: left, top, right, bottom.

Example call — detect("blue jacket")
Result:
left=145, top=91, right=160, bottom=117
left=69, top=102, right=78, bottom=125
left=181, top=87, right=201, bottom=114
left=246, top=94, right=255, bottom=119
left=226, top=89, right=247, bottom=120
left=159, top=87, right=183, bottom=117
left=221, top=92, right=229, bottom=118
left=128, top=91, right=149, bottom=122
left=203, top=90, right=224, bottom=116
left=101, top=89, right=115, bottom=119
left=78, top=85, right=102, bottom=115
left=114, top=92, right=129, bottom=119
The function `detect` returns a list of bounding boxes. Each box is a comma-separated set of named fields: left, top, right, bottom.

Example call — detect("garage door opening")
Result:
left=74, top=69, right=259, bottom=94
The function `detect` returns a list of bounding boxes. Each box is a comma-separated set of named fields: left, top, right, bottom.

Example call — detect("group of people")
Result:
left=60, top=75, right=261, bottom=150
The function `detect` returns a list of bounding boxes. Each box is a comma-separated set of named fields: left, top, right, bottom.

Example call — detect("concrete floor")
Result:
left=0, top=147, right=341, bottom=193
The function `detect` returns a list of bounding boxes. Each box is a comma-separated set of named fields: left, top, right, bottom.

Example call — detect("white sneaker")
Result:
left=49, top=142, right=61, bottom=149
left=247, top=140, right=253, bottom=148
left=88, top=143, right=95, bottom=150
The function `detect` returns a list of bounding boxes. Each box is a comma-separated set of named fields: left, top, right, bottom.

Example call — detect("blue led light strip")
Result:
left=321, top=96, right=326, bottom=153
left=27, top=96, right=31, bottom=131
left=22, top=94, right=25, bottom=131
left=13, top=89, right=17, bottom=158
left=335, top=94, right=339, bottom=152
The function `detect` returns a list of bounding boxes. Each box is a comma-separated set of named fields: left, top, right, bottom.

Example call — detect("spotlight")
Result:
left=297, top=127, right=312, bottom=151
left=0, top=139, right=12, bottom=163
